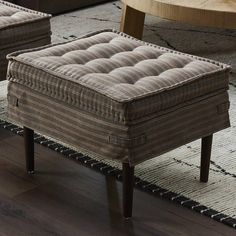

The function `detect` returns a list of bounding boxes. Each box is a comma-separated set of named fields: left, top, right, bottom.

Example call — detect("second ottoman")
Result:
left=0, top=0, right=51, bottom=80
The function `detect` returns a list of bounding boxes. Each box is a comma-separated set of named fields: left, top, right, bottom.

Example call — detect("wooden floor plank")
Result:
left=0, top=127, right=235, bottom=236
left=0, top=166, right=36, bottom=198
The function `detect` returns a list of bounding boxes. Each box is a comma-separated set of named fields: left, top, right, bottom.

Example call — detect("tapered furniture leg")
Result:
left=120, top=4, right=145, bottom=39
left=24, top=127, right=34, bottom=174
left=200, top=134, right=213, bottom=182
left=122, top=162, right=134, bottom=218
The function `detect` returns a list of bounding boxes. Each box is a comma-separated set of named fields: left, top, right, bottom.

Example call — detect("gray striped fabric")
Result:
left=1, top=36, right=51, bottom=80
left=0, top=0, right=51, bottom=80
left=7, top=83, right=230, bottom=165
left=7, top=30, right=230, bottom=123
left=7, top=30, right=231, bottom=165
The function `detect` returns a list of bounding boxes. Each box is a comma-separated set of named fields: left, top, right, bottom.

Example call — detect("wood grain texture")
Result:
left=0, top=127, right=235, bottom=236
left=120, top=4, right=145, bottom=39
left=121, top=0, right=236, bottom=29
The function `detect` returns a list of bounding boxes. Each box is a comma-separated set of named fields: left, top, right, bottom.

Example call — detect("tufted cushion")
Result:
left=7, top=30, right=231, bottom=164
left=0, top=0, right=51, bottom=48
left=7, top=30, right=230, bottom=123
left=0, top=0, right=51, bottom=80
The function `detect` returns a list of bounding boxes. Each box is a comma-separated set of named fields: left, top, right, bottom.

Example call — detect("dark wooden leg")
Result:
left=200, top=134, right=213, bottom=183
left=24, top=127, right=34, bottom=174
left=122, top=162, right=134, bottom=218
left=120, top=4, right=145, bottom=39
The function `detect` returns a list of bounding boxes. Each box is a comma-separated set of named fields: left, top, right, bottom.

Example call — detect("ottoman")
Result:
left=6, top=29, right=231, bottom=218
left=0, top=0, right=51, bottom=80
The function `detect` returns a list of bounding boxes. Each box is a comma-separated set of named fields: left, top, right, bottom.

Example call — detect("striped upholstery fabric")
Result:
left=0, top=0, right=51, bottom=80
left=7, top=30, right=231, bottom=165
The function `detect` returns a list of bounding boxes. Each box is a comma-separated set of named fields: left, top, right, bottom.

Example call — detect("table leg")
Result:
left=120, top=4, right=145, bottom=39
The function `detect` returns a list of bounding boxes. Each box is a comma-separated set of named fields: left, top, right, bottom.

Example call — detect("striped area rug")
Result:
left=0, top=80, right=236, bottom=229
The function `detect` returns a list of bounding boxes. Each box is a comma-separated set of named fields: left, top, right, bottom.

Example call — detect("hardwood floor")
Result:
left=0, top=127, right=235, bottom=236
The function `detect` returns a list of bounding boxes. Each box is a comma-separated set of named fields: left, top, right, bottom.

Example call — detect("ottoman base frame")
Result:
left=23, top=126, right=213, bottom=218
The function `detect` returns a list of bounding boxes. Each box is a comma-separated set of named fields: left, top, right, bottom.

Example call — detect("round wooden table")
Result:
left=120, top=0, right=236, bottom=39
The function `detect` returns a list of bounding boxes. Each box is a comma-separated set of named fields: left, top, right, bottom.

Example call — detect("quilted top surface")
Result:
left=7, top=30, right=230, bottom=123
left=0, top=0, right=50, bottom=29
